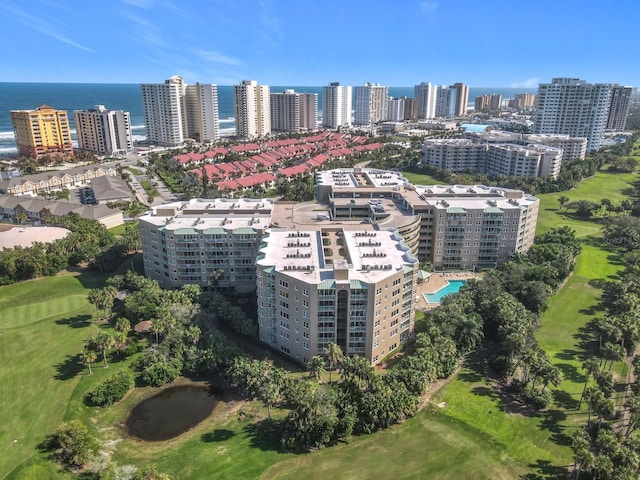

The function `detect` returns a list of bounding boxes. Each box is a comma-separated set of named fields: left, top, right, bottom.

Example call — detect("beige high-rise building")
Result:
left=270, top=90, right=317, bottom=132
left=11, top=105, right=73, bottom=159
left=234, top=80, right=271, bottom=139
left=257, top=227, right=418, bottom=366
left=450, top=82, right=469, bottom=116
left=184, top=83, right=220, bottom=143
left=74, top=105, right=133, bottom=155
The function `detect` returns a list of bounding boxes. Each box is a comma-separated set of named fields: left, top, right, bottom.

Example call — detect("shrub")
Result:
left=140, top=358, right=182, bottom=386
left=88, top=370, right=134, bottom=406
left=49, top=420, right=98, bottom=469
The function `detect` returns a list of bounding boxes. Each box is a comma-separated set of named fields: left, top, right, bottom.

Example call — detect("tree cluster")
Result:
left=88, top=370, right=135, bottom=407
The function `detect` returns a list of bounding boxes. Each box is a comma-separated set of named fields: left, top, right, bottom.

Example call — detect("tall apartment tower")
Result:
left=141, top=75, right=186, bottom=147
left=606, top=84, right=633, bottom=131
left=257, top=228, right=418, bottom=366
left=533, top=78, right=612, bottom=151
left=435, top=85, right=452, bottom=118
left=73, top=105, right=133, bottom=155
left=450, top=82, right=470, bottom=116
left=414, top=82, right=438, bottom=119
left=11, top=105, right=73, bottom=159
left=403, top=97, right=418, bottom=121
left=271, top=90, right=301, bottom=132
left=183, top=83, right=220, bottom=143
left=234, top=80, right=271, bottom=139
left=354, top=83, right=389, bottom=126
left=514, top=93, right=536, bottom=108
left=299, top=93, right=318, bottom=131
left=322, top=82, right=352, bottom=129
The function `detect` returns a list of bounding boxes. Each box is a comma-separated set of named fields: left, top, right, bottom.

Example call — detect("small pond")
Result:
left=126, top=385, right=218, bottom=441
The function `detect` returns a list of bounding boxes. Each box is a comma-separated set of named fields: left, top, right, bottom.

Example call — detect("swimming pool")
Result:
left=423, top=280, right=467, bottom=303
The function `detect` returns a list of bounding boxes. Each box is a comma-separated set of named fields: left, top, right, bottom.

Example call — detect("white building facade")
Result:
left=73, top=105, right=133, bottom=155
left=414, top=82, right=438, bottom=119
left=141, top=75, right=186, bottom=147
left=533, top=77, right=612, bottom=151
left=322, top=82, right=352, bottom=129
left=354, top=83, right=389, bottom=126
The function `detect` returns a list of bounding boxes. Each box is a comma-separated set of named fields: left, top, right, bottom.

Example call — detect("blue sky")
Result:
left=0, top=0, right=638, bottom=87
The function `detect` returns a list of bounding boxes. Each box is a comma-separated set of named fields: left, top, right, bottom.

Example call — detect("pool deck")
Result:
left=415, top=272, right=481, bottom=310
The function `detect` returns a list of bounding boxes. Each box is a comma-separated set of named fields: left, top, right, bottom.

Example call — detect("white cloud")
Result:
left=194, top=49, right=242, bottom=66
left=1, top=2, right=93, bottom=52
left=259, top=0, right=283, bottom=45
left=421, top=2, right=438, bottom=13
left=511, top=77, right=541, bottom=88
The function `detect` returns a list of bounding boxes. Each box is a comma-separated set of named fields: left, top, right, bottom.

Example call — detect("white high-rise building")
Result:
left=322, top=82, right=352, bottom=129
left=606, top=84, right=633, bottom=131
left=354, top=83, right=389, bottom=126
left=234, top=80, right=271, bottom=139
left=414, top=82, right=438, bottom=119
left=141, top=75, right=186, bottom=147
left=184, top=83, right=220, bottom=143
left=533, top=78, right=612, bottom=151
left=73, top=105, right=133, bottom=155
left=386, top=97, right=405, bottom=121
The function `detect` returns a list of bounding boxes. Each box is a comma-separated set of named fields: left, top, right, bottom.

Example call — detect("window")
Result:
left=302, top=289, right=309, bottom=296
left=279, top=279, right=289, bottom=288
left=302, top=299, right=309, bottom=307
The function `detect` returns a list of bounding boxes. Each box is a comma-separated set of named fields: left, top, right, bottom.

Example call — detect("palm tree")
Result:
left=91, top=331, right=114, bottom=368
left=80, top=350, right=97, bottom=375
left=558, top=195, right=569, bottom=212
left=324, top=343, right=343, bottom=384
left=579, top=358, right=600, bottom=409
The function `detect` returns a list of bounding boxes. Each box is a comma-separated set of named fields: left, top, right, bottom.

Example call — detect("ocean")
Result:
left=0, top=83, right=536, bottom=155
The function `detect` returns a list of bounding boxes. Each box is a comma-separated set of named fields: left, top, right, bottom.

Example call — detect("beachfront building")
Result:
left=234, top=80, right=271, bottom=139
left=386, top=97, right=405, bottom=121
left=11, top=105, right=73, bottom=159
left=141, top=75, right=186, bottom=147
left=415, top=82, right=438, bottom=119
left=606, top=84, right=633, bottom=132
left=322, top=82, right=352, bottom=129
left=184, top=83, right=220, bottom=143
left=474, top=94, right=502, bottom=114
left=139, top=198, right=274, bottom=292
left=354, top=83, right=388, bottom=126
left=533, top=77, right=612, bottom=151
left=451, top=83, right=470, bottom=116
left=74, top=105, right=133, bottom=155
left=141, top=76, right=220, bottom=146
left=270, top=90, right=318, bottom=133
left=256, top=227, right=418, bottom=365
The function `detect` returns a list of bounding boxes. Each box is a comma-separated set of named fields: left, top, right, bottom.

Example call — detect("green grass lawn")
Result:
left=536, top=170, right=637, bottom=236
left=400, top=171, right=442, bottom=186
left=127, top=167, right=144, bottom=176
left=0, top=273, right=96, bottom=479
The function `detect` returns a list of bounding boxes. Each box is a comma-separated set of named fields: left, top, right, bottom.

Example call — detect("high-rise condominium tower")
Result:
left=234, top=80, right=271, bottom=139
left=450, top=82, right=470, bottom=116
left=141, top=76, right=220, bottom=146
left=606, top=84, right=633, bottom=131
left=74, top=105, right=133, bottom=155
left=271, top=90, right=318, bottom=132
left=11, top=105, right=73, bottom=159
left=141, top=75, right=186, bottom=147
left=354, top=83, right=389, bottom=126
left=322, top=82, right=352, bottom=129
left=435, top=85, right=452, bottom=118
left=184, top=83, right=220, bottom=143
left=414, top=82, right=438, bottom=119
left=533, top=78, right=612, bottom=151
